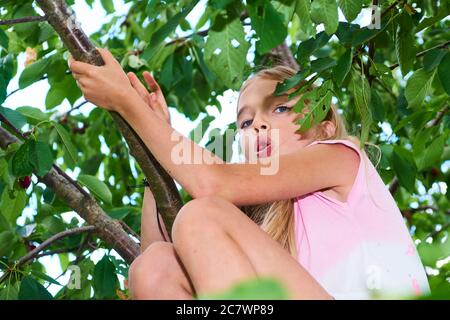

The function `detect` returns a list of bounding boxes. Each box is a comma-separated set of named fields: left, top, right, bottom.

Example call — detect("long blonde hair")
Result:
left=236, top=65, right=380, bottom=259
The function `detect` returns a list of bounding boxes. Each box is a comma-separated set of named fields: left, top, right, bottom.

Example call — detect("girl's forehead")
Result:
left=238, top=79, right=278, bottom=108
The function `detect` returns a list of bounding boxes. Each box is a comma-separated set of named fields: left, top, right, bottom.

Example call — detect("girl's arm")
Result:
left=69, top=48, right=359, bottom=206
left=140, top=187, right=170, bottom=252
left=117, top=92, right=359, bottom=206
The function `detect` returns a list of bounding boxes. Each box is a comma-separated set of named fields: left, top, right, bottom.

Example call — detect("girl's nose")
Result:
left=252, top=115, right=270, bottom=133
left=254, top=124, right=268, bottom=133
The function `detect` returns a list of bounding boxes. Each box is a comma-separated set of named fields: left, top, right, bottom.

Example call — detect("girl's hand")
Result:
left=127, top=71, right=171, bottom=125
left=68, top=48, right=135, bottom=112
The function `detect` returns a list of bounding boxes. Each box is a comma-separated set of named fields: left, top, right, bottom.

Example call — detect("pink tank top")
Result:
left=293, top=139, right=430, bottom=299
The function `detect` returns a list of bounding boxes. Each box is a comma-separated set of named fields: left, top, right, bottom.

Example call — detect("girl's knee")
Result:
left=128, top=241, right=176, bottom=299
left=172, top=196, right=228, bottom=243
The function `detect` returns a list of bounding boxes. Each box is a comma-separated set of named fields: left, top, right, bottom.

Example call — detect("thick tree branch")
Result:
left=35, top=0, right=182, bottom=238
left=0, top=16, right=46, bottom=25
left=0, top=126, right=140, bottom=264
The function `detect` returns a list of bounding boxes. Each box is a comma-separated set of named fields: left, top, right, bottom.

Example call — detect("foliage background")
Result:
left=0, top=0, right=449, bottom=299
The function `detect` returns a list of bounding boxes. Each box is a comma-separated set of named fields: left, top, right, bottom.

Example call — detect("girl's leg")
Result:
left=171, top=196, right=334, bottom=300
left=128, top=241, right=196, bottom=299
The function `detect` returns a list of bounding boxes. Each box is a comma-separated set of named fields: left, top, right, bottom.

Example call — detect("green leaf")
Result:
left=18, top=276, right=53, bottom=300
left=45, top=75, right=80, bottom=109
left=274, top=68, right=310, bottom=96
left=77, top=174, right=112, bottom=204
left=128, top=55, right=145, bottom=69
left=405, top=68, right=436, bottom=109
left=294, top=82, right=334, bottom=132
left=105, top=206, right=135, bottom=220
left=142, top=1, right=200, bottom=61
left=93, top=255, right=118, bottom=299
left=53, top=123, right=78, bottom=164
left=204, top=12, right=250, bottom=90
left=417, top=134, right=447, bottom=171
left=0, top=283, right=20, bottom=300
left=32, top=141, right=54, bottom=176
left=333, top=48, right=353, bottom=85
left=350, top=68, right=372, bottom=147
left=30, top=270, right=62, bottom=286
left=338, top=0, right=362, bottom=22
left=311, top=0, right=339, bottom=35
left=100, top=0, right=114, bottom=13
left=189, top=115, right=215, bottom=143
left=295, top=0, right=313, bottom=34
left=0, top=230, right=18, bottom=257
left=391, top=146, right=417, bottom=193
left=248, top=0, right=288, bottom=54
left=297, top=90, right=333, bottom=131
left=11, top=140, right=34, bottom=177
left=369, top=88, right=385, bottom=122
left=296, top=31, right=331, bottom=65
left=310, top=57, right=337, bottom=74
left=423, top=49, right=447, bottom=71
left=0, top=106, right=27, bottom=130
left=15, top=106, right=50, bottom=125
left=0, top=157, right=15, bottom=191
left=0, top=188, right=27, bottom=223
left=0, top=212, right=11, bottom=232
left=0, top=28, right=8, bottom=49
left=395, top=12, right=416, bottom=76
left=0, top=73, right=6, bottom=105
left=437, top=52, right=450, bottom=95
left=11, top=139, right=53, bottom=178
left=198, top=277, right=289, bottom=299
left=19, top=58, right=51, bottom=89
left=205, top=126, right=236, bottom=162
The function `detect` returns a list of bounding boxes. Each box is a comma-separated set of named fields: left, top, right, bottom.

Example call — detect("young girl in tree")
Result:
left=68, top=48, right=430, bottom=300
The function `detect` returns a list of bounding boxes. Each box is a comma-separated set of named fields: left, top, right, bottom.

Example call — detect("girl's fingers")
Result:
left=68, top=58, right=94, bottom=75
left=127, top=72, right=149, bottom=99
left=143, top=71, right=160, bottom=92
left=143, top=72, right=170, bottom=120
left=71, top=72, right=82, bottom=80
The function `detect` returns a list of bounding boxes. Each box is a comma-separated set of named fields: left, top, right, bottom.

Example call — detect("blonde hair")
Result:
left=236, top=65, right=381, bottom=259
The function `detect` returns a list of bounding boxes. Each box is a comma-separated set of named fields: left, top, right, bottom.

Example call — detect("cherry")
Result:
left=26, top=242, right=37, bottom=252
left=18, top=176, right=31, bottom=189
left=59, top=115, right=68, bottom=124
left=430, top=167, right=439, bottom=178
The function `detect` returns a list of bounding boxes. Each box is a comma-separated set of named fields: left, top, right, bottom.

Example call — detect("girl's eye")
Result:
left=274, top=105, right=291, bottom=113
left=240, top=119, right=253, bottom=129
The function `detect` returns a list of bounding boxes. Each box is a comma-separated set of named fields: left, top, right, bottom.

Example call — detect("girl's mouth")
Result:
left=257, top=144, right=272, bottom=158
left=256, top=137, right=272, bottom=158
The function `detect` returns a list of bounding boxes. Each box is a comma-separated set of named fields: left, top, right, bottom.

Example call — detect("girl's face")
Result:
left=236, top=78, right=313, bottom=160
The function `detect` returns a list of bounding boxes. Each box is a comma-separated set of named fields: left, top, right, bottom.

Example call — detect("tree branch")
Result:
left=389, top=40, right=450, bottom=70
left=425, top=221, right=450, bottom=239
left=0, top=16, right=46, bottom=25
left=34, top=246, right=80, bottom=259
left=0, top=125, right=140, bottom=264
left=381, top=0, right=401, bottom=18
left=16, top=226, right=95, bottom=267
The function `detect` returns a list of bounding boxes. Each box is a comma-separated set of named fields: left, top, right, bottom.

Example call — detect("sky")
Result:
left=1, top=1, right=447, bottom=296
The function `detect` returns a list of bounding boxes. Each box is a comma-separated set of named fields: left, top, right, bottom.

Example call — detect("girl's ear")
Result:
left=321, top=121, right=336, bottom=139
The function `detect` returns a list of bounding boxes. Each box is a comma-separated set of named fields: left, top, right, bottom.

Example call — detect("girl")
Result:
left=68, top=48, right=430, bottom=300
